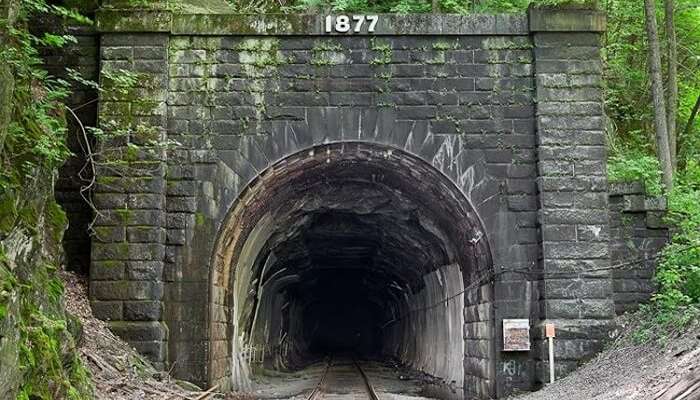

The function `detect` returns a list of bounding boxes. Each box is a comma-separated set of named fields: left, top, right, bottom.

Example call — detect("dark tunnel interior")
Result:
left=298, top=269, right=383, bottom=357
left=218, top=144, right=493, bottom=389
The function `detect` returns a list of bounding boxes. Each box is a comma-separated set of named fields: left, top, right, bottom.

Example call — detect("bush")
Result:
left=608, top=151, right=664, bottom=195
left=653, top=161, right=700, bottom=308
left=608, top=154, right=700, bottom=341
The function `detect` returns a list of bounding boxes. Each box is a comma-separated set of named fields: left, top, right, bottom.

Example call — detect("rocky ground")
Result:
left=511, top=314, right=700, bottom=400
left=61, top=269, right=222, bottom=400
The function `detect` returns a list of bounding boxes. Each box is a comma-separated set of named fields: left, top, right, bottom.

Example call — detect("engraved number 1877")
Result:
left=324, top=15, right=378, bottom=33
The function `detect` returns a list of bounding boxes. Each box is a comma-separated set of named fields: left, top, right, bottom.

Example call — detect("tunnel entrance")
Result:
left=209, top=142, right=494, bottom=394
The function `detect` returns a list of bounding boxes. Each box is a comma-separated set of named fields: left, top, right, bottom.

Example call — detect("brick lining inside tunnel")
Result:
left=209, top=142, right=494, bottom=395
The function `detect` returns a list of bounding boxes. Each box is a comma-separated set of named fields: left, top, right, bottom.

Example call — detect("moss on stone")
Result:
left=195, top=212, right=206, bottom=228
left=45, top=201, right=68, bottom=244
left=115, top=208, right=131, bottom=224
left=370, top=38, right=392, bottom=65
left=100, top=0, right=234, bottom=14
left=432, top=40, right=459, bottom=51
left=311, top=41, right=345, bottom=67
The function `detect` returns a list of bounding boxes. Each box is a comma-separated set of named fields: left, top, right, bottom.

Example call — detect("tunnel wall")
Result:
left=608, top=182, right=669, bottom=315
left=530, top=13, right=613, bottom=385
left=87, top=8, right=612, bottom=399
left=385, top=264, right=466, bottom=390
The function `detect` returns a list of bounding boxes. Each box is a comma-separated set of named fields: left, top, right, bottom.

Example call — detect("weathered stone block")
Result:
left=131, top=340, right=168, bottom=363
left=543, top=242, right=608, bottom=259
left=544, top=299, right=614, bottom=319
left=127, top=261, right=164, bottom=280
left=167, top=213, right=195, bottom=229
left=545, top=278, right=611, bottom=299
left=93, top=226, right=126, bottom=243
left=128, top=193, right=164, bottom=209
left=91, top=301, right=123, bottom=320
left=542, top=224, right=576, bottom=242
left=166, top=229, right=187, bottom=245
left=93, top=242, right=130, bottom=261
left=126, top=281, right=164, bottom=300
left=166, top=180, right=197, bottom=196
left=127, top=243, right=166, bottom=261
left=124, top=301, right=163, bottom=320
left=108, top=321, right=168, bottom=342
left=93, top=193, right=128, bottom=209
left=529, top=8, right=606, bottom=33
left=134, top=46, right=167, bottom=60
left=127, top=226, right=166, bottom=243
left=609, top=181, right=645, bottom=196
left=90, top=280, right=127, bottom=300
left=92, top=261, right=127, bottom=281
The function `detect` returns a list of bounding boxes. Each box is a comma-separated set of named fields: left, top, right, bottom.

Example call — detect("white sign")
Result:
left=503, top=319, right=530, bottom=351
left=324, top=15, right=379, bottom=34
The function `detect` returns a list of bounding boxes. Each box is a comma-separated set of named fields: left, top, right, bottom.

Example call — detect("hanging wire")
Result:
left=380, top=243, right=700, bottom=328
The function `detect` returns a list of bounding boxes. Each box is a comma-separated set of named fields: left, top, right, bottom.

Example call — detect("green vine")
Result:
left=0, top=1, right=94, bottom=399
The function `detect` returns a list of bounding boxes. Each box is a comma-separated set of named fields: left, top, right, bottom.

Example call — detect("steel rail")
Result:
left=306, top=357, right=332, bottom=400
left=354, top=359, right=381, bottom=400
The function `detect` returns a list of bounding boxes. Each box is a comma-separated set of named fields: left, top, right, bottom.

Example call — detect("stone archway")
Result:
left=87, top=9, right=616, bottom=398
left=208, top=142, right=494, bottom=396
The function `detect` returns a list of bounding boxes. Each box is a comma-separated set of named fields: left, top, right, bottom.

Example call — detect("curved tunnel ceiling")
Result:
left=218, top=142, right=492, bottom=286
left=212, top=142, right=493, bottom=370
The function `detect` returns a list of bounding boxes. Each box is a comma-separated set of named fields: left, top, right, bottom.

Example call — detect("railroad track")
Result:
left=354, top=359, right=381, bottom=400
left=306, top=358, right=380, bottom=400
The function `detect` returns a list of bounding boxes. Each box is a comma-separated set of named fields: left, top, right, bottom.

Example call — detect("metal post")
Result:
left=548, top=336, right=555, bottom=384
left=545, top=323, right=556, bottom=384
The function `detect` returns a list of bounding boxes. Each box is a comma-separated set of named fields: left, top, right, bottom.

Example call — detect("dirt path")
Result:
left=511, top=318, right=700, bottom=400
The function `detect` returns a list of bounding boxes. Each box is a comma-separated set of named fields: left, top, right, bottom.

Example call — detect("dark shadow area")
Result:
left=299, top=269, right=383, bottom=358
left=213, top=143, right=493, bottom=391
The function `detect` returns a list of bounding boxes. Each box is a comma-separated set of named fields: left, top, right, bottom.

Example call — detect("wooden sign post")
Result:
left=545, top=323, right=556, bottom=384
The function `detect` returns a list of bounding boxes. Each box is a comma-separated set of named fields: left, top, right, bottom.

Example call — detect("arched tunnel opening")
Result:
left=210, top=142, right=493, bottom=393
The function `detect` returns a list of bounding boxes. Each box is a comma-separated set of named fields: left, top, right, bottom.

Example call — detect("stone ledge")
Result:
left=609, top=181, right=645, bottom=196
left=96, top=12, right=530, bottom=35
left=528, top=8, right=606, bottom=32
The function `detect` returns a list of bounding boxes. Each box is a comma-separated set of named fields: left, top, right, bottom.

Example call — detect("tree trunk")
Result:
left=644, top=0, right=674, bottom=191
left=681, top=95, right=700, bottom=144
left=665, top=0, right=678, bottom=170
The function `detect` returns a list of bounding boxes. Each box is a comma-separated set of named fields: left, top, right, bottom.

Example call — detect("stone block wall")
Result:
left=530, top=8, right=613, bottom=384
left=27, top=3, right=675, bottom=398
left=58, top=6, right=664, bottom=399
left=89, top=33, right=171, bottom=370
left=609, top=182, right=669, bottom=314
left=162, top=29, right=537, bottom=395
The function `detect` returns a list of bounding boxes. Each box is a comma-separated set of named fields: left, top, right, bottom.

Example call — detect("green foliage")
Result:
left=608, top=151, right=663, bottom=195
left=0, top=1, right=94, bottom=398
left=652, top=161, right=700, bottom=309
left=605, top=0, right=700, bottom=168
left=603, top=0, right=700, bottom=334
left=232, top=0, right=593, bottom=13
left=0, top=0, right=90, bottom=236
left=0, top=262, right=18, bottom=322
left=16, top=264, right=93, bottom=400
left=628, top=303, right=699, bottom=345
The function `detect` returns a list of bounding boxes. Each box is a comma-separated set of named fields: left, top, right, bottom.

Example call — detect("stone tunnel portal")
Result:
left=209, top=142, right=494, bottom=393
